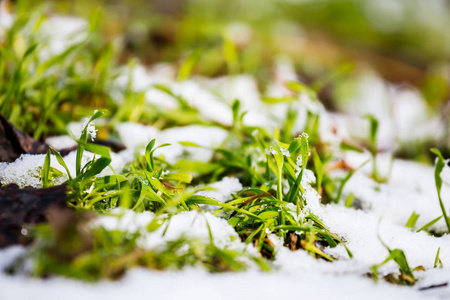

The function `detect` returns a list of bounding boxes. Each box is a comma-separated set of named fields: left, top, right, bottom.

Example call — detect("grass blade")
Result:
left=49, top=146, right=72, bottom=180
left=417, top=216, right=442, bottom=233
left=42, top=150, right=51, bottom=188
left=430, top=148, right=450, bottom=232
left=405, top=211, right=420, bottom=229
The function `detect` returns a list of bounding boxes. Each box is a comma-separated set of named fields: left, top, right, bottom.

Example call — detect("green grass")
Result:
left=2, top=0, right=449, bottom=286
left=31, top=108, right=349, bottom=273
left=430, top=148, right=450, bottom=232
left=0, top=4, right=118, bottom=140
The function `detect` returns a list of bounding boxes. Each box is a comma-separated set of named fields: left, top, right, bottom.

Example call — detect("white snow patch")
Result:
left=95, top=210, right=242, bottom=251
left=339, top=152, right=450, bottom=231
left=0, top=253, right=440, bottom=300
left=0, top=2, right=13, bottom=35
left=0, top=154, right=66, bottom=188
left=196, top=177, right=243, bottom=202
left=116, top=122, right=228, bottom=164
left=45, top=135, right=78, bottom=149
left=38, top=16, right=88, bottom=60
left=319, top=204, right=450, bottom=274
left=94, top=209, right=155, bottom=233
left=116, top=122, right=159, bottom=150
left=156, top=125, right=228, bottom=164
left=0, top=149, right=129, bottom=188
left=171, top=80, right=233, bottom=125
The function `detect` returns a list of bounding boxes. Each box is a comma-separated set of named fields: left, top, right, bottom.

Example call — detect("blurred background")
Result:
left=1, top=0, right=450, bottom=160
left=21, top=0, right=450, bottom=83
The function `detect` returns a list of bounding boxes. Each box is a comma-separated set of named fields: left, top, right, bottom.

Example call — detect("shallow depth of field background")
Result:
left=16, top=0, right=450, bottom=158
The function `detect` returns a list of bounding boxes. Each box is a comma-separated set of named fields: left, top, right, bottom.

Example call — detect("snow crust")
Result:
left=0, top=150, right=128, bottom=188
left=45, top=135, right=78, bottom=149
left=0, top=262, right=439, bottom=300
left=116, top=122, right=228, bottom=164
left=196, top=177, right=243, bottom=202
left=339, top=151, right=450, bottom=232
left=95, top=209, right=242, bottom=251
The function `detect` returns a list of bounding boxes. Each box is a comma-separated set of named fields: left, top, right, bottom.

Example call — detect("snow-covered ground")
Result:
left=1, top=11, right=450, bottom=300
left=1, top=250, right=446, bottom=300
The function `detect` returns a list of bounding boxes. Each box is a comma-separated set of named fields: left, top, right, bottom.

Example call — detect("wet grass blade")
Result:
left=405, top=211, right=419, bottom=229
left=42, top=150, right=51, bottom=188
left=335, top=160, right=369, bottom=203
left=434, top=247, right=443, bottom=268
left=417, top=215, right=442, bottom=233
left=49, top=146, right=72, bottom=180
left=76, top=141, right=112, bottom=183
left=76, top=110, right=106, bottom=176
left=430, top=148, right=450, bottom=232
left=312, top=148, right=323, bottom=192
left=178, top=48, right=202, bottom=81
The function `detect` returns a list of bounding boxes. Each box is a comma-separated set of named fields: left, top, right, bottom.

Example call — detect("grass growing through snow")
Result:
left=2, top=2, right=449, bottom=287
left=431, top=148, right=450, bottom=232
left=17, top=105, right=351, bottom=280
